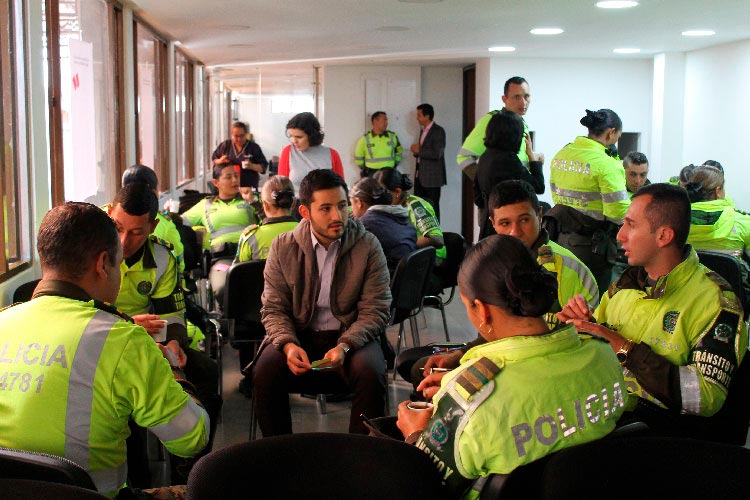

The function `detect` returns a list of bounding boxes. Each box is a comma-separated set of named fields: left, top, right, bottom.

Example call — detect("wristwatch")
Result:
left=616, top=339, right=635, bottom=365
left=338, top=343, right=351, bottom=356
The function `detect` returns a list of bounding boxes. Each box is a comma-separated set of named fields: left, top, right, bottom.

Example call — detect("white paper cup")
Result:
left=407, top=401, right=434, bottom=412
left=151, top=320, right=168, bottom=343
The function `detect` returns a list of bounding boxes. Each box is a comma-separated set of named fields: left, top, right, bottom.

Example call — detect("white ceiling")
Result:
left=129, top=0, right=750, bottom=93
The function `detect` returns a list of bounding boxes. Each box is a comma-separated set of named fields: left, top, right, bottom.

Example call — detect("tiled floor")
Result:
left=213, top=293, right=476, bottom=449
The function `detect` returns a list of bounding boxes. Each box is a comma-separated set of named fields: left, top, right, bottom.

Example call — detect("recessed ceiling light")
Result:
left=613, top=48, right=641, bottom=54
left=596, top=1, right=638, bottom=8
left=530, top=28, right=564, bottom=35
left=682, top=30, right=715, bottom=37
left=488, top=46, right=516, bottom=52
left=376, top=26, right=410, bottom=32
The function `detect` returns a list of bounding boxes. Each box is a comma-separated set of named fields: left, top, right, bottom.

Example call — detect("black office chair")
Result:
left=13, top=279, right=41, bottom=303
left=696, top=250, right=749, bottom=320
left=187, top=433, right=449, bottom=500
left=388, top=247, right=436, bottom=376
left=478, top=435, right=750, bottom=500
left=0, top=446, right=97, bottom=491
left=423, top=232, right=468, bottom=343
left=0, top=479, right=107, bottom=500
left=223, top=260, right=267, bottom=363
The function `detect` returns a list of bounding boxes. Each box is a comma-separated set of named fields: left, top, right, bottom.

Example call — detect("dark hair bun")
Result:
left=579, top=109, right=605, bottom=128
left=272, top=189, right=295, bottom=209
left=504, top=267, right=558, bottom=317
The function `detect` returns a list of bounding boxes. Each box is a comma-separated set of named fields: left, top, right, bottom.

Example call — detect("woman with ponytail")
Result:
left=547, top=108, right=629, bottom=292
left=395, top=235, right=626, bottom=497
left=235, top=175, right=299, bottom=262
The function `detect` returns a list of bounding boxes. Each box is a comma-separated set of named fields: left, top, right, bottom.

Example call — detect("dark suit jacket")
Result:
left=415, top=122, right=446, bottom=188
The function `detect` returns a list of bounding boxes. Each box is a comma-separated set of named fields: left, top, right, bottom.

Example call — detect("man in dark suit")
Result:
left=410, top=103, right=446, bottom=221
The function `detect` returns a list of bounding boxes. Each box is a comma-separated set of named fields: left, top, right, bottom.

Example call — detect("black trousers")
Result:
left=414, top=177, right=442, bottom=222
left=252, top=331, right=386, bottom=435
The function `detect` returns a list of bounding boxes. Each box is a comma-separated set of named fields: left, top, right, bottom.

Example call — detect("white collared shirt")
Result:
left=309, top=230, right=342, bottom=331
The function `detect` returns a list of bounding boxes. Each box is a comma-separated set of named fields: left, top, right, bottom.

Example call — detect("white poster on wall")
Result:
left=66, top=38, right=97, bottom=202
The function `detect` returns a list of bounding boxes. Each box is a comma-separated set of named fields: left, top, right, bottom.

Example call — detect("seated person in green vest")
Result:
left=235, top=175, right=298, bottom=263
left=373, top=167, right=446, bottom=268
left=685, top=165, right=750, bottom=300
left=182, top=164, right=260, bottom=309
left=349, top=176, right=417, bottom=276
left=558, top=183, right=747, bottom=440
left=395, top=235, right=625, bottom=499
left=121, top=165, right=206, bottom=351
left=354, top=111, right=403, bottom=178
left=108, top=183, right=221, bottom=480
left=0, top=202, right=208, bottom=498
left=397, top=180, right=599, bottom=392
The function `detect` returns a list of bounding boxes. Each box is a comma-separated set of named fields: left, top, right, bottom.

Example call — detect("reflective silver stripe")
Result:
left=703, top=248, right=743, bottom=258
left=88, top=463, right=128, bottom=494
left=679, top=365, right=702, bottom=415
left=550, top=183, right=602, bottom=201
left=150, top=398, right=207, bottom=443
left=211, top=225, right=245, bottom=238
left=203, top=198, right=216, bottom=235
left=559, top=254, right=599, bottom=305
left=364, top=157, right=395, bottom=164
left=152, top=243, right=170, bottom=288
left=65, top=310, right=116, bottom=471
left=247, top=233, right=260, bottom=259
left=457, top=147, right=477, bottom=159
left=364, top=133, right=374, bottom=159
left=601, top=190, right=630, bottom=203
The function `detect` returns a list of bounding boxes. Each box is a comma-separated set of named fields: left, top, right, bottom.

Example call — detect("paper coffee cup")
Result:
left=151, top=320, right=168, bottom=343
left=407, top=401, right=434, bottom=411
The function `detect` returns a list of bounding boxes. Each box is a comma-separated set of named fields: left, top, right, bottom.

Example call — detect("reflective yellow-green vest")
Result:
left=354, top=131, right=403, bottom=170
left=182, top=196, right=258, bottom=249
left=549, top=136, right=630, bottom=223
left=456, top=110, right=529, bottom=171
left=235, top=217, right=299, bottom=263
left=688, top=198, right=750, bottom=259
left=0, top=292, right=208, bottom=497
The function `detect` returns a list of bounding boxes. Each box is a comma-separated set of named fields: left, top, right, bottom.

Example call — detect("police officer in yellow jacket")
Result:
left=108, top=183, right=221, bottom=475
left=0, top=202, right=208, bottom=498
left=456, top=76, right=543, bottom=179
left=396, top=236, right=624, bottom=499
left=354, top=111, right=403, bottom=178
left=558, top=183, right=748, bottom=441
left=548, top=108, right=629, bottom=292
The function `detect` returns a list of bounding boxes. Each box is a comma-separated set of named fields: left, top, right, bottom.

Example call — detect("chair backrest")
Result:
left=176, top=223, right=201, bottom=272
left=0, top=446, right=97, bottom=491
left=479, top=435, right=750, bottom=500
left=433, top=231, right=468, bottom=291
left=389, top=247, right=436, bottom=325
left=187, top=433, right=449, bottom=500
left=696, top=250, right=749, bottom=319
left=13, top=279, right=41, bottom=303
left=223, top=260, right=267, bottom=343
left=0, top=479, right=107, bottom=500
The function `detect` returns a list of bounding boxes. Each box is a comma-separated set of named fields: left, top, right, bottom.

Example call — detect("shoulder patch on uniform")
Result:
left=93, top=299, right=133, bottom=322
left=242, top=224, right=259, bottom=237
left=705, top=270, right=742, bottom=312
left=455, top=357, right=501, bottom=396
left=149, top=235, right=173, bottom=250
left=537, top=244, right=555, bottom=265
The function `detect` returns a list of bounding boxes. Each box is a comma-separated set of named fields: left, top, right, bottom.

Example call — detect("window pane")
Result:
left=58, top=0, right=118, bottom=206
left=0, top=0, right=31, bottom=275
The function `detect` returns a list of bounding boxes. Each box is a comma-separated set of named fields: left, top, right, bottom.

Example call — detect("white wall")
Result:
left=484, top=57, right=654, bottom=206
left=683, top=40, right=750, bottom=211
left=323, top=65, right=421, bottom=183
left=421, top=66, right=464, bottom=233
